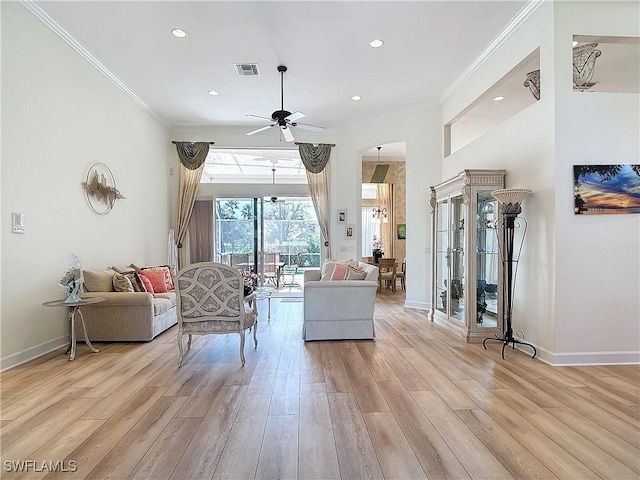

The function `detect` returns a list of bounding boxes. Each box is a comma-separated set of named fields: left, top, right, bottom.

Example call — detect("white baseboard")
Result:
left=528, top=345, right=639, bottom=366
left=1, top=335, right=68, bottom=372
left=404, top=301, right=429, bottom=310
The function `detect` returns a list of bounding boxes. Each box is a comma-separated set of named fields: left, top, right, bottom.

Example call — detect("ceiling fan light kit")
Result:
left=245, top=65, right=325, bottom=142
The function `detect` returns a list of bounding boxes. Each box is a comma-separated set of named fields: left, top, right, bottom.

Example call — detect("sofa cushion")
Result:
left=329, top=264, right=349, bottom=281
left=83, top=269, right=115, bottom=292
left=154, top=292, right=176, bottom=308
left=153, top=297, right=174, bottom=316
left=346, top=265, right=368, bottom=280
left=138, top=269, right=167, bottom=293
left=139, top=265, right=175, bottom=291
left=113, top=273, right=134, bottom=292
left=138, top=274, right=154, bottom=293
left=121, top=271, right=146, bottom=292
left=321, top=259, right=359, bottom=281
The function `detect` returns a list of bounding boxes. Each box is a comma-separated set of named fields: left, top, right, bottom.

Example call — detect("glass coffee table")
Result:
left=42, top=296, right=105, bottom=361
left=253, top=286, right=276, bottom=320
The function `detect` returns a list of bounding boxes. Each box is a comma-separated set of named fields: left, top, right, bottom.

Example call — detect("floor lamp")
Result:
left=483, top=188, right=537, bottom=360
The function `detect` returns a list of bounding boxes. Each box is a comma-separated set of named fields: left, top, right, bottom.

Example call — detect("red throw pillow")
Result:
left=140, top=265, right=174, bottom=290
left=138, top=269, right=167, bottom=293
left=138, top=273, right=154, bottom=294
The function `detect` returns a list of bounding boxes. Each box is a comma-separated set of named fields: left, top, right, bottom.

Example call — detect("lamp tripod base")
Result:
left=483, top=328, right=537, bottom=360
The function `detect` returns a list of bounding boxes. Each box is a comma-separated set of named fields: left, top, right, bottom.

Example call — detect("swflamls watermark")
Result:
left=4, top=460, right=77, bottom=473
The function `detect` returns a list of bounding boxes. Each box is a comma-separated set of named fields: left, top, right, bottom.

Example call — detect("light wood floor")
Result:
left=1, top=292, right=639, bottom=479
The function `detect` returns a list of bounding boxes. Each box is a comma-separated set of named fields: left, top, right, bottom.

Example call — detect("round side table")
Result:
left=42, top=297, right=105, bottom=361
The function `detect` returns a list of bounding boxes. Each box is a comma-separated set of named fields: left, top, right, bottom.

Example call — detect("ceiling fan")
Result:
left=245, top=65, right=325, bottom=142
left=266, top=161, right=286, bottom=203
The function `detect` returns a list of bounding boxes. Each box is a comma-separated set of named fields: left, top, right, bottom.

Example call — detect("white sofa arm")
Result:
left=304, top=269, right=321, bottom=282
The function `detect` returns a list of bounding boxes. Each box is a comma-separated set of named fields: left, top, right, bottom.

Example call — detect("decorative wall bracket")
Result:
left=82, top=163, right=125, bottom=215
left=573, top=43, right=601, bottom=91
left=523, top=69, right=540, bottom=100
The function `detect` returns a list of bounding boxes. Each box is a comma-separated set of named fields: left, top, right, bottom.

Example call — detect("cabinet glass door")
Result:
left=475, top=191, right=499, bottom=328
left=435, top=198, right=448, bottom=314
left=450, top=194, right=465, bottom=323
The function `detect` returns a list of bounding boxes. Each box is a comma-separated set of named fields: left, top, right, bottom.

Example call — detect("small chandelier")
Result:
left=372, top=146, right=388, bottom=223
left=372, top=206, right=388, bottom=223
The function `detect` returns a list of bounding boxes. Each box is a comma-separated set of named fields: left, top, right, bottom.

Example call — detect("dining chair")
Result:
left=175, top=262, right=258, bottom=367
left=261, top=252, right=280, bottom=286
left=395, top=257, right=406, bottom=291
left=377, top=258, right=397, bottom=293
left=280, top=253, right=300, bottom=286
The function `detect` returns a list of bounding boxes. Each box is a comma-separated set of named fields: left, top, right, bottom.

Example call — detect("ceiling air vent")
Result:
left=235, top=64, right=259, bottom=76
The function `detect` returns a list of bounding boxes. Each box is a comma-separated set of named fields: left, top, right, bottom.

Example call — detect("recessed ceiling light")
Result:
left=351, top=95, right=362, bottom=101
left=208, top=90, right=219, bottom=96
left=370, top=39, right=384, bottom=48
left=493, top=96, right=505, bottom=101
left=171, top=28, right=187, bottom=38
left=572, top=40, right=579, bottom=47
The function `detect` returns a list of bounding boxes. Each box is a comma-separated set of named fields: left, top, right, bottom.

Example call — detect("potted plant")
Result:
left=441, top=279, right=463, bottom=312
left=372, top=236, right=384, bottom=264
left=477, top=287, right=487, bottom=324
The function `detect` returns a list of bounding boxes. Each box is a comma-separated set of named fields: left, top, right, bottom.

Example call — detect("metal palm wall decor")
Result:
left=82, top=163, right=125, bottom=214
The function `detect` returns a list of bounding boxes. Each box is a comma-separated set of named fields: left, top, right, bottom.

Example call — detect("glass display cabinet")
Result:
left=429, top=170, right=505, bottom=342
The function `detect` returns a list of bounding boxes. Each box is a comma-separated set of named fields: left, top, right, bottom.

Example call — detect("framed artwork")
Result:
left=338, top=209, right=347, bottom=223
left=397, top=223, right=406, bottom=239
left=345, top=224, right=355, bottom=240
left=574, top=164, right=640, bottom=215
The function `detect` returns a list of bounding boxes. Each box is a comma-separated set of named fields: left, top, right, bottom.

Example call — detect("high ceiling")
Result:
left=30, top=1, right=529, bottom=132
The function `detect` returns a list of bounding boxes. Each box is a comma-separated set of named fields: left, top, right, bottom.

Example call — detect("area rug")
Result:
left=279, top=297, right=304, bottom=303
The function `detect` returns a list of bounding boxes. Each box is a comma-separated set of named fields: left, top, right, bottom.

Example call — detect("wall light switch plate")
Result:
left=12, top=212, right=25, bottom=234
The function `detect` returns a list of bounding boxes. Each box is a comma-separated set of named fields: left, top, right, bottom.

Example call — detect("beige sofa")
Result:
left=75, top=268, right=177, bottom=342
left=303, top=261, right=379, bottom=341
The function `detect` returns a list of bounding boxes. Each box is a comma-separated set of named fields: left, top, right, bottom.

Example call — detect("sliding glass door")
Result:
left=214, top=196, right=320, bottom=286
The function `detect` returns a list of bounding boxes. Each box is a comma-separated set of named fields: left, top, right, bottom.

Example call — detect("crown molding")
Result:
left=439, top=0, right=545, bottom=104
left=20, top=0, right=167, bottom=128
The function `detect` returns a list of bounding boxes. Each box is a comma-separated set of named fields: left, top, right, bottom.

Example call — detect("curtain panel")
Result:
left=298, top=143, right=331, bottom=173
left=299, top=143, right=332, bottom=260
left=378, top=183, right=394, bottom=257
left=175, top=141, right=210, bottom=170
left=188, top=200, right=214, bottom=263
left=174, top=142, right=211, bottom=269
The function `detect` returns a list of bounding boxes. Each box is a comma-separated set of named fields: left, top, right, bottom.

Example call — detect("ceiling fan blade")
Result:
left=293, top=122, right=325, bottom=132
left=245, top=114, right=272, bottom=121
left=246, top=124, right=275, bottom=136
left=281, top=125, right=295, bottom=142
left=286, top=111, right=305, bottom=122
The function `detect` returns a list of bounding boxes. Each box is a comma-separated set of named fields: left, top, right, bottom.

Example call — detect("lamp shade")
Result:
left=491, top=188, right=531, bottom=205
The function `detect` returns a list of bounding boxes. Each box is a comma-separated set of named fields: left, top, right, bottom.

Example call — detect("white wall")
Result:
left=336, top=109, right=443, bottom=310
left=1, top=3, right=172, bottom=369
left=441, top=1, right=639, bottom=364
left=552, top=1, right=640, bottom=363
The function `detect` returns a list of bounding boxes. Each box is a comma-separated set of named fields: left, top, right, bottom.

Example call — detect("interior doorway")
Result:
left=361, top=142, right=406, bottom=262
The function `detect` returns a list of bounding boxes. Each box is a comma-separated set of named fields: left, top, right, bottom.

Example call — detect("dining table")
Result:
left=236, top=261, right=286, bottom=288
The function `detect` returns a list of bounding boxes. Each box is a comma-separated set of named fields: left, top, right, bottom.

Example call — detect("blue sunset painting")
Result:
left=574, top=164, right=640, bottom=214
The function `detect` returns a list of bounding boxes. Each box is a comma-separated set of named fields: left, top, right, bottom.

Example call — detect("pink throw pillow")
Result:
left=329, top=264, right=349, bottom=281
left=138, top=269, right=167, bottom=293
